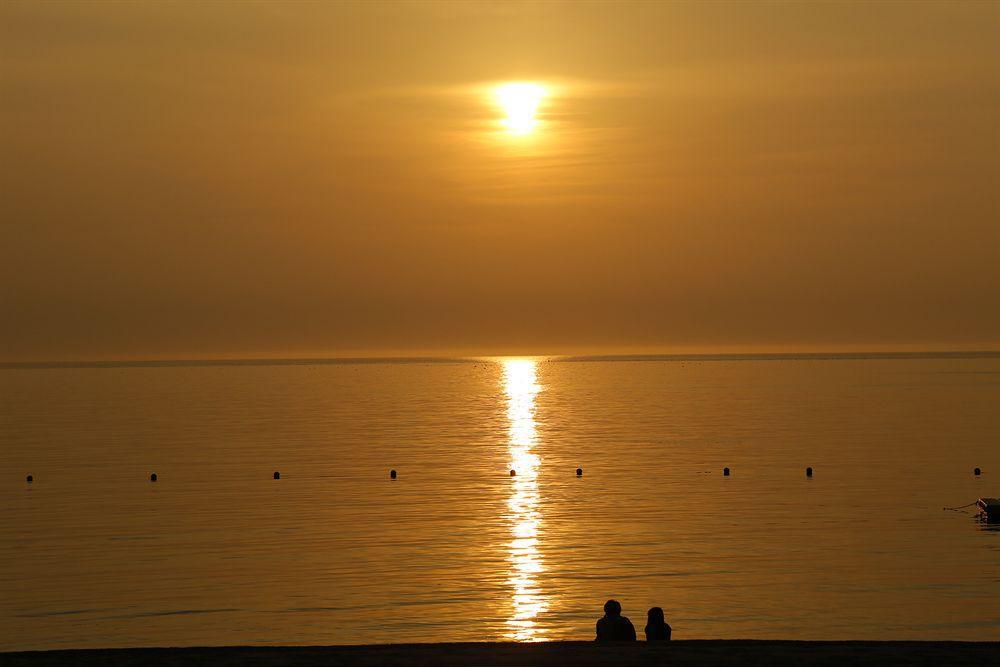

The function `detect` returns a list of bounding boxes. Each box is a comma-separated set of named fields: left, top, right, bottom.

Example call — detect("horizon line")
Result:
left=3, top=349, right=1000, bottom=370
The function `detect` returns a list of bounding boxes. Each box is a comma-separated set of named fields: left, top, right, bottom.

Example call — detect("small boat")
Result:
left=977, top=498, right=1000, bottom=522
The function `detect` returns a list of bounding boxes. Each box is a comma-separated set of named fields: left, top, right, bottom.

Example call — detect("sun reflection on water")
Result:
left=502, top=359, right=548, bottom=641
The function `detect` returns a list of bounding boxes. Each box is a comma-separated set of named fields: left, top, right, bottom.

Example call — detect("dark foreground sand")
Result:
left=5, top=641, right=1000, bottom=666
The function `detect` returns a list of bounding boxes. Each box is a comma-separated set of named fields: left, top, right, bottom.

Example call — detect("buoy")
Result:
left=975, top=467, right=982, bottom=476
left=576, top=468, right=583, bottom=476
left=806, top=467, right=813, bottom=477
left=149, top=473, right=157, bottom=482
left=26, top=474, right=33, bottom=484
left=723, top=467, right=730, bottom=476
left=510, top=469, right=516, bottom=477
left=390, top=469, right=397, bottom=480
left=273, top=471, right=280, bottom=480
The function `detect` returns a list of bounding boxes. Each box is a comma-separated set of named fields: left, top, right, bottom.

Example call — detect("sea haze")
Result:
left=1, top=356, right=999, bottom=650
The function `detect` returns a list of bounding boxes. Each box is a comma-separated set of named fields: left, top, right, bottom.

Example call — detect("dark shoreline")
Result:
left=5, top=641, right=1000, bottom=666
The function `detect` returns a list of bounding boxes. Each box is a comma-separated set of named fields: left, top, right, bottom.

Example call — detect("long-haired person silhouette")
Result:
left=644, top=606, right=672, bottom=641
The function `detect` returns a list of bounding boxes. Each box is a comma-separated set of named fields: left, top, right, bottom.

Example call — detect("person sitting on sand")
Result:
left=595, top=599, right=636, bottom=641
left=644, top=606, right=671, bottom=641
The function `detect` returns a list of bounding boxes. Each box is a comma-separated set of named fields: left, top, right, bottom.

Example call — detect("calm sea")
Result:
left=1, top=355, right=999, bottom=650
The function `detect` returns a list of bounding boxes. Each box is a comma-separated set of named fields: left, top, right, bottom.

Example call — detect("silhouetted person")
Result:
left=595, top=599, right=636, bottom=641
left=644, top=606, right=671, bottom=641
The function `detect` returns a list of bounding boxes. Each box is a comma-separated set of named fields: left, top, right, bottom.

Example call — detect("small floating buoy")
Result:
left=273, top=471, right=280, bottom=480
left=576, top=468, right=583, bottom=477
left=390, top=469, right=397, bottom=480
left=806, top=467, right=813, bottom=477
left=149, top=473, right=157, bottom=482
left=26, top=474, right=33, bottom=484
left=510, top=469, right=516, bottom=477
left=723, top=467, right=730, bottom=476
left=974, top=467, right=982, bottom=476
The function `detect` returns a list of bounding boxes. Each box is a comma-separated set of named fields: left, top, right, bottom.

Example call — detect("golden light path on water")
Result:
left=502, top=359, right=548, bottom=641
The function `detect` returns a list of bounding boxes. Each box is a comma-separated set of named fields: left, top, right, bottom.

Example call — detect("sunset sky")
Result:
left=2, top=1, right=997, bottom=360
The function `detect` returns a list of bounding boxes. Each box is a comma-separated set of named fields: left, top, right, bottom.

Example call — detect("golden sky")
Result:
left=1, top=1, right=998, bottom=360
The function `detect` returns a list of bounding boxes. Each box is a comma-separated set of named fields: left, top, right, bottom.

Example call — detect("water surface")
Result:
left=1, top=356, right=999, bottom=650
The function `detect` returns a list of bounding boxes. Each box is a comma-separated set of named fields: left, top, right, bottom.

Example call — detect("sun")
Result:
left=495, top=82, right=546, bottom=135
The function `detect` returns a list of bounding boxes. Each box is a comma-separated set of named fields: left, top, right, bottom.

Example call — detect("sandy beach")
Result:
left=5, top=641, right=1000, bottom=666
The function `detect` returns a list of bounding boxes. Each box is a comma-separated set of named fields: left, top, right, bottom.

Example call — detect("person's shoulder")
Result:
left=620, top=615, right=635, bottom=625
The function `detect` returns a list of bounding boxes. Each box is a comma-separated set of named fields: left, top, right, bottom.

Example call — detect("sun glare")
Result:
left=502, top=359, right=548, bottom=641
left=495, top=83, right=546, bottom=134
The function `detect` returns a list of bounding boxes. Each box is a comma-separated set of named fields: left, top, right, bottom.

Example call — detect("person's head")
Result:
left=603, top=599, right=622, bottom=617
left=647, top=607, right=665, bottom=626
